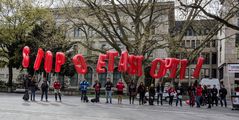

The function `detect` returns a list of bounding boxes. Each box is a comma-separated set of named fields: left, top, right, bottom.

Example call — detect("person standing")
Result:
left=29, top=76, right=37, bottom=101
left=41, top=78, right=49, bottom=102
left=219, top=85, right=227, bottom=107
left=168, top=85, right=175, bottom=106
left=187, top=84, right=195, bottom=107
left=93, top=80, right=101, bottom=103
left=156, top=82, right=164, bottom=106
left=149, top=84, right=155, bottom=105
left=196, top=84, right=203, bottom=108
left=137, top=82, right=146, bottom=105
left=176, top=85, right=183, bottom=107
left=53, top=79, right=62, bottom=102
left=116, top=79, right=125, bottom=104
left=211, top=85, right=218, bottom=106
left=80, top=79, right=90, bottom=102
left=128, top=80, right=137, bottom=104
left=104, top=78, right=114, bottom=104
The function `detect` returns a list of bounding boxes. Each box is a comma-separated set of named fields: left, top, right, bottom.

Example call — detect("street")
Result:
left=0, top=93, right=239, bottom=120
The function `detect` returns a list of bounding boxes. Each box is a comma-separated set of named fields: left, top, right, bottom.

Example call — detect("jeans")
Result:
left=220, top=97, right=227, bottom=107
left=106, top=90, right=112, bottom=103
left=212, top=96, right=218, bottom=106
left=157, top=93, right=163, bottom=105
left=196, top=96, right=201, bottom=107
left=54, top=89, right=61, bottom=101
left=41, top=89, right=48, bottom=101
left=176, top=96, right=182, bottom=106
left=30, top=87, right=36, bottom=101
left=169, top=96, right=174, bottom=106
left=139, top=93, right=145, bottom=105
left=129, top=92, right=135, bottom=104
left=95, top=91, right=100, bottom=102
left=81, top=91, right=87, bottom=102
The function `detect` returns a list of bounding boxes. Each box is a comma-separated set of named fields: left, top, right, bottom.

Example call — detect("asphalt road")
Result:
left=0, top=93, right=239, bottom=120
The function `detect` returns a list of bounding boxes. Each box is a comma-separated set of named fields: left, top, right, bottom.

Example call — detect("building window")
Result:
left=212, top=69, right=217, bottom=78
left=191, top=40, right=195, bottom=48
left=212, top=40, right=216, bottom=47
left=84, top=67, right=93, bottom=86
left=181, top=40, right=185, bottom=47
left=202, top=53, right=210, bottom=64
left=187, top=29, right=193, bottom=36
left=212, top=52, right=217, bottom=64
left=204, top=29, right=210, bottom=35
left=235, top=73, right=239, bottom=78
left=186, top=40, right=190, bottom=48
left=219, top=67, right=224, bottom=80
left=113, top=67, right=121, bottom=85
left=98, top=68, right=107, bottom=86
left=196, top=40, right=200, bottom=48
left=74, top=27, right=81, bottom=38
left=201, top=68, right=210, bottom=78
left=206, top=41, right=210, bottom=48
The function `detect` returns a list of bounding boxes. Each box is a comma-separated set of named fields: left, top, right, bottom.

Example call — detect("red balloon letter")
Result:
left=96, top=54, right=107, bottom=73
left=193, top=57, right=204, bottom=78
left=168, top=58, right=180, bottom=78
left=136, top=56, right=144, bottom=77
left=127, top=55, right=137, bottom=75
left=118, top=51, right=128, bottom=72
left=107, top=51, right=118, bottom=72
left=44, top=51, right=53, bottom=73
left=150, top=58, right=166, bottom=78
left=22, top=46, right=30, bottom=68
left=72, top=54, right=87, bottom=74
left=180, top=59, right=188, bottom=80
left=55, top=52, right=66, bottom=73
left=34, top=48, right=44, bottom=71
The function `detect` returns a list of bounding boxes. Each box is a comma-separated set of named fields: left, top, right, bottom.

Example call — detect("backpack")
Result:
left=23, top=91, right=29, bottom=101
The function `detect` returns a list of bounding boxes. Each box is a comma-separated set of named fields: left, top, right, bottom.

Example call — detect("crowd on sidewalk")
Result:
left=22, top=75, right=228, bottom=109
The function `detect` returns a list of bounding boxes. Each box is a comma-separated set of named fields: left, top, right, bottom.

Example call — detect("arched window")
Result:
left=144, top=67, right=155, bottom=87
left=84, top=67, right=93, bottom=86
left=113, top=67, right=121, bottom=85
left=98, top=67, right=107, bottom=86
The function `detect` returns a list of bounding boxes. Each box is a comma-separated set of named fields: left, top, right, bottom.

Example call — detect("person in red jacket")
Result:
left=116, top=79, right=125, bottom=104
left=53, top=79, right=62, bottom=102
left=196, top=84, right=203, bottom=107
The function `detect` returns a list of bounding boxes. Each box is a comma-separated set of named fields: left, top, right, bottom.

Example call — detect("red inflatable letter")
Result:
left=127, top=55, right=137, bottom=75
left=55, top=52, right=66, bottom=73
left=168, top=58, right=180, bottom=78
left=96, top=54, right=107, bottom=73
left=107, top=51, right=118, bottom=72
left=193, top=57, right=204, bottom=78
left=180, top=59, right=188, bottom=80
left=22, top=46, right=30, bottom=68
left=118, top=51, right=128, bottom=72
left=72, top=54, right=87, bottom=74
left=34, top=48, right=44, bottom=71
left=136, top=56, right=144, bottom=77
left=150, top=58, right=166, bottom=78
left=44, top=51, right=53, bottom=73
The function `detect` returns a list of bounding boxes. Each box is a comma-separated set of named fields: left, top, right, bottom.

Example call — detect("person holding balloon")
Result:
left=116, top=79, right=125, bottom=104
left=80, top=79, right=90, bottom=102
left=104, top=78, right=114, bottom=104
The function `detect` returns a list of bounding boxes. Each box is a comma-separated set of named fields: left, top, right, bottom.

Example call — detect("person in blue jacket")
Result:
left=80, top=79, right=90, bottom=102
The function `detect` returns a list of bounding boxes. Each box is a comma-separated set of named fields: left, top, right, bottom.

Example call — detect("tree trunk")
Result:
left=7, top=64, right=13, bottom=92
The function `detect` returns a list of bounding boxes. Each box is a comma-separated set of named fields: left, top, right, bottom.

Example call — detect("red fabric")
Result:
left=196, top=86, right=203, bottom=96
left=95, top=84, right=101, bottom=91
left=53, top=81, right=61, bottom=89
left=116, top=82, right=125, bottom=91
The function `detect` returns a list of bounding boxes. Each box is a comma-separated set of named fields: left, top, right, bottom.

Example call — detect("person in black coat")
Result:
left=149, top=84, right=156, bottom=105
left=211, top=85, right=218, bottom=106
left=128, top=80, right=137, bottom=104
left=156, top=81, right=164, bottom=105
left=29, top=76, right=37, bottom=101
left=219, top=85, right=227, bottom=107
left=176, top=85, right=183, bottom=107
left=137, top=82, right=146, bottom=105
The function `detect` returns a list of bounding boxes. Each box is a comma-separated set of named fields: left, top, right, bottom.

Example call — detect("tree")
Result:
left=58, top=0, right=229, bottom=86
left=0, top=0, right=53, bottom=91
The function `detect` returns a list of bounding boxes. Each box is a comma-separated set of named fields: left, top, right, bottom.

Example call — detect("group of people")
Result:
left=23, top=75, right=228, bottom=109
left=23, top=75, right=62, bottom=102
left=187, top=83, right=228, bottom=108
